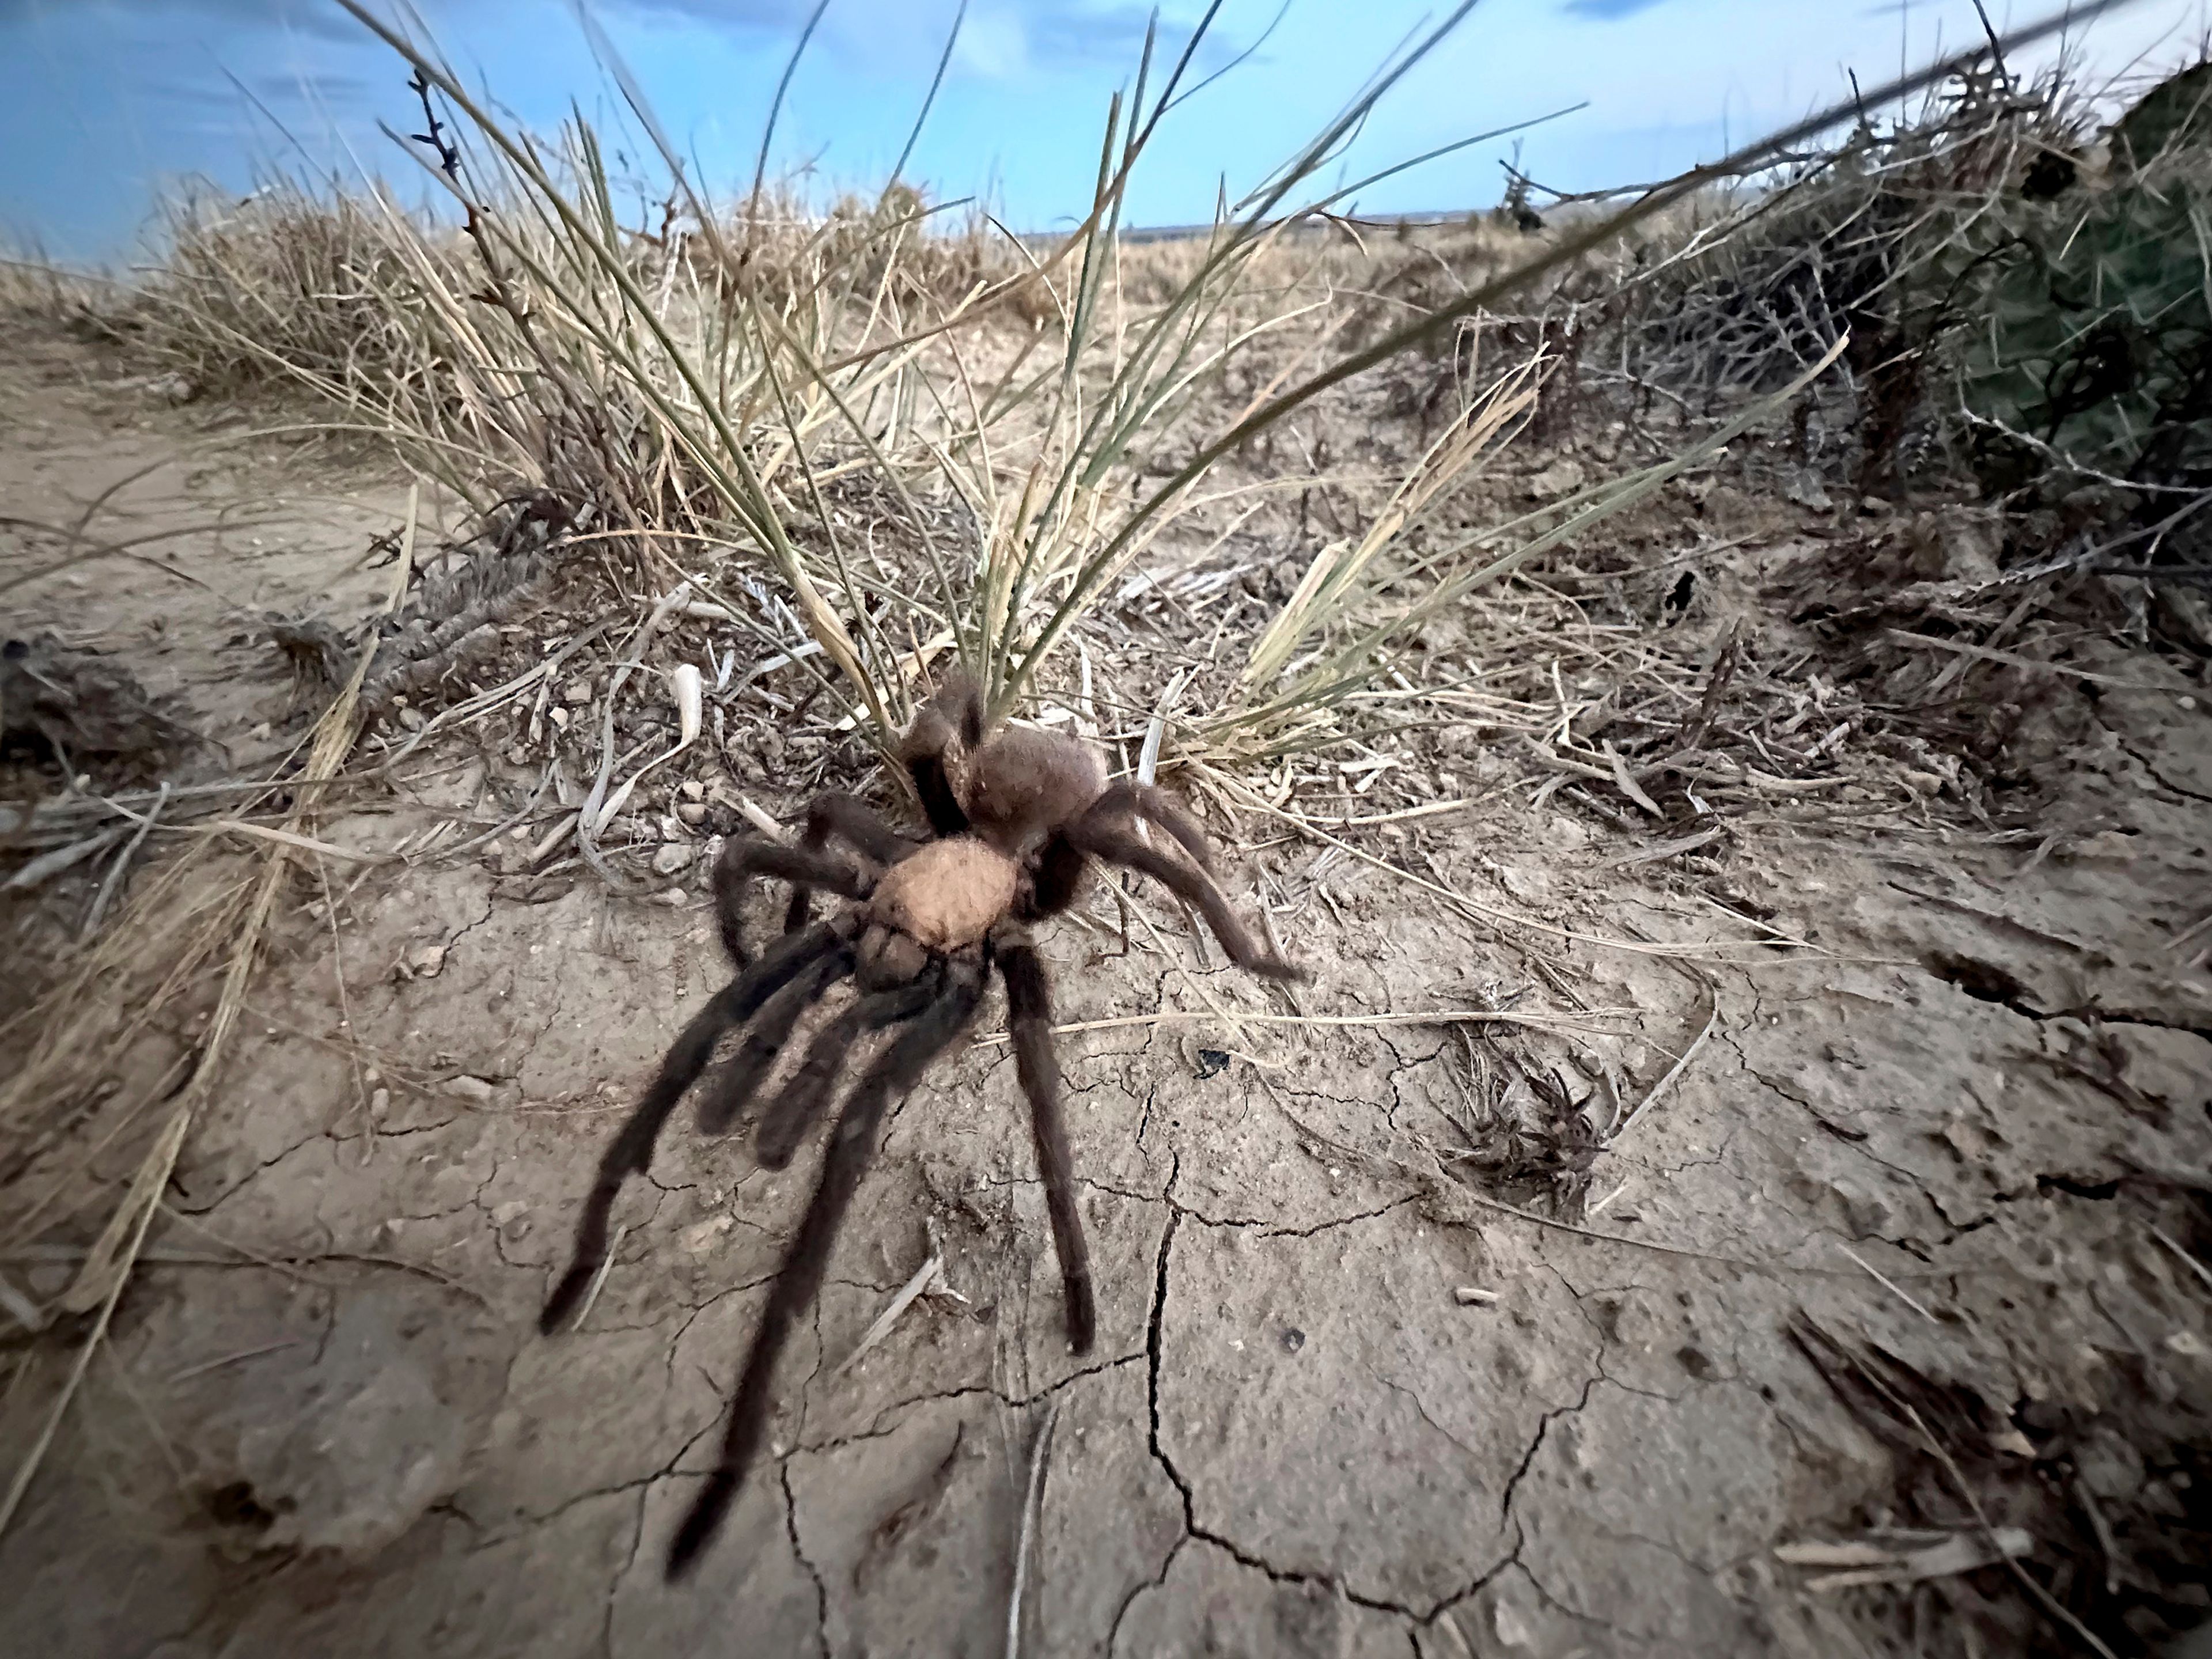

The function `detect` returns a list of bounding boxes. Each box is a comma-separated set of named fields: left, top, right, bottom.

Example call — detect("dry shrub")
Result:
left=1587, top=54, right=2212, bottom=527
left=0, top=253, right=112, bottom=321
left=133, top=184, right=463, bottom=399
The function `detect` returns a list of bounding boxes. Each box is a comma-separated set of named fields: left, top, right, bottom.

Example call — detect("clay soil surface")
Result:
left=3, top=320, right=2211, bottom=1659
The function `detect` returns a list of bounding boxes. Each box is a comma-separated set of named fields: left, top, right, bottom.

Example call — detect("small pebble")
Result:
left=1454, top=1286, right=1499, bottom=1306
left=1282, top=1328, right=1306, bottom=1353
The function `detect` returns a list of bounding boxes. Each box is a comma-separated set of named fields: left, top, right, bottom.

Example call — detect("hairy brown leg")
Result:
left=1027, top=835, right=1091, bottom=919
left=782, top=793, right=916, bottom=937
left=896, top=672, right=984, bottom=836
left=694, top=944, right=855, bottom=1135
left=1068, top=817, right=1301, bottom=980
left=1080, top=779, right=1217, bottom=872
left=665, top=963, right=988, bottom=1580
left=710, top=836, right=872, bottom=968
left=539, top=924, right=842, bottom=1335
left=904, top=751, right=968, bottom=838
left=755, top=976, right=941, bottom=1168
left=997, top=933, right=1096, bottom=1354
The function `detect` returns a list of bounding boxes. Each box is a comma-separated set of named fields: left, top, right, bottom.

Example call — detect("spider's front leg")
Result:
left=778, top=791, right=916, bottom=940
left=709, top=831, right=873, bottom=968
left=539, top=922, right=844, bottom=1335
left=994, top=921, right=1096, bottom=1355
left=666, top=956, right=989, bottom=1580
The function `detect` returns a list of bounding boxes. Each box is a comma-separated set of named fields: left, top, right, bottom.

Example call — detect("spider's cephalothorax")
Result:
left=537, top=674, right=1298, bottom=1580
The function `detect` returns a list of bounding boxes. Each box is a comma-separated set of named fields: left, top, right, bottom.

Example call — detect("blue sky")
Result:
left=1, top=0, right=2204, bottom=262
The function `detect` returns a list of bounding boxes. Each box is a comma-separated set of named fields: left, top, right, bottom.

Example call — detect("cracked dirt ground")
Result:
left=5, top=344, right=2212, bottom=1659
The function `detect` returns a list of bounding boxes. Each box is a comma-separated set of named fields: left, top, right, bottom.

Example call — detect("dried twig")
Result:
left=570, top=1222, right=628, bottom=1331
left=969, top=1005, right=1626, bottom=1048
left=81, top=781, right=169, bottom=938
left=1839, top=1244, right=1941, bottom=1324
left=834, top=1249, right=948, bottom=1377
left=1607, top=999, right=1718, bottom=1146
left=1005, top=1397, right=1060, bottom=1659
left=2150, top=1225, right=2212, bottom=1294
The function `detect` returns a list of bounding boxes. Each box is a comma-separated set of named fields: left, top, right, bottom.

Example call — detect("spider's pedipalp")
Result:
left=754, top=975, right=941, bottom=1169
left=694, top=941, right=855, bottom=1135
left=666, top=959, right=988, bottom=1581
left=854, top=923, right=930, bottom=990
left=1070, top=815, right=1302, bottom=981
left=711, top=836, right=873, bottom=968
left=997, top=931, right=1095, bottom=1354
left=539, top=923, right=843, bottom=1335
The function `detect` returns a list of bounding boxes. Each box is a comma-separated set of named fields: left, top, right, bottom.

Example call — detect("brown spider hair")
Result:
left=539, top=673, right=1298, bottom=1578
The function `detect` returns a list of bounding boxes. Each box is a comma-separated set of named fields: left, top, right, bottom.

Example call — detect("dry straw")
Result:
left=0, top=491, right=419, bottom=1544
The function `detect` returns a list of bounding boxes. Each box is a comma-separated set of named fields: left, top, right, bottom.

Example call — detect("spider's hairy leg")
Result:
left=665, top=963, right=988, bottom=1581
left=694, top=941, right=855, bottom=1135
left=710, top=835, right=872, bottom=969
left=1027, top=834, right=1091, bottom=919
left=903, top=747, right=968, bottom=838
left=920, top=668, right=987, bottom=748
left=781, top=792, right=916, bottom=938
left=539, top=924, right=843, bottom=1336
left=1069, top=818, right=1302, bottom=981
left=755, top=976, right=940, bottom=1168
left=896, top=671, right=983, bottom=836
left=997, top=931, right=1095, bottom=1355
left=1082, top=780, right=1217, bottom=872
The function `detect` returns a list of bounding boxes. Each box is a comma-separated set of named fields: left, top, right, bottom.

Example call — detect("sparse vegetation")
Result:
left=3, top=8, right=2209, bottom=1654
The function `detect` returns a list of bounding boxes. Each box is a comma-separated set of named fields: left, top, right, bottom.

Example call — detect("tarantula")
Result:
left=539, top=674, right=1298, bottom=1579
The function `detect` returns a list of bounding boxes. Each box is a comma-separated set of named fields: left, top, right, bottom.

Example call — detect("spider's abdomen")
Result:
left=865, top=836, right=1018, bottom=952
left=963, top=728, right=1107, bottom=852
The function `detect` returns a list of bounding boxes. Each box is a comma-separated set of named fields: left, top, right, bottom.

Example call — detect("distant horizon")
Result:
left=2, top=0, right=2206, bottom=266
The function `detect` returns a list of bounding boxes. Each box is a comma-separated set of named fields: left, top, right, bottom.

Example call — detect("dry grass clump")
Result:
left=0, top=253, right=112, bottom=321
left=12, top=1, right=2131, bottom=791
left=759, top=182, right=1052, bottom=324
left=132, top=184, right=464, bottom=399
left=1585, top=62, right=2092, bottom=479
left=1123, top=51, right=2208, bottom=835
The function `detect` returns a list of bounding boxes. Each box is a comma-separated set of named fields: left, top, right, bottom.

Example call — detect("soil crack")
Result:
left=1142, top=1174, right=1433, bottom=1621
left=780, top=1459, right=830, bottom=1654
